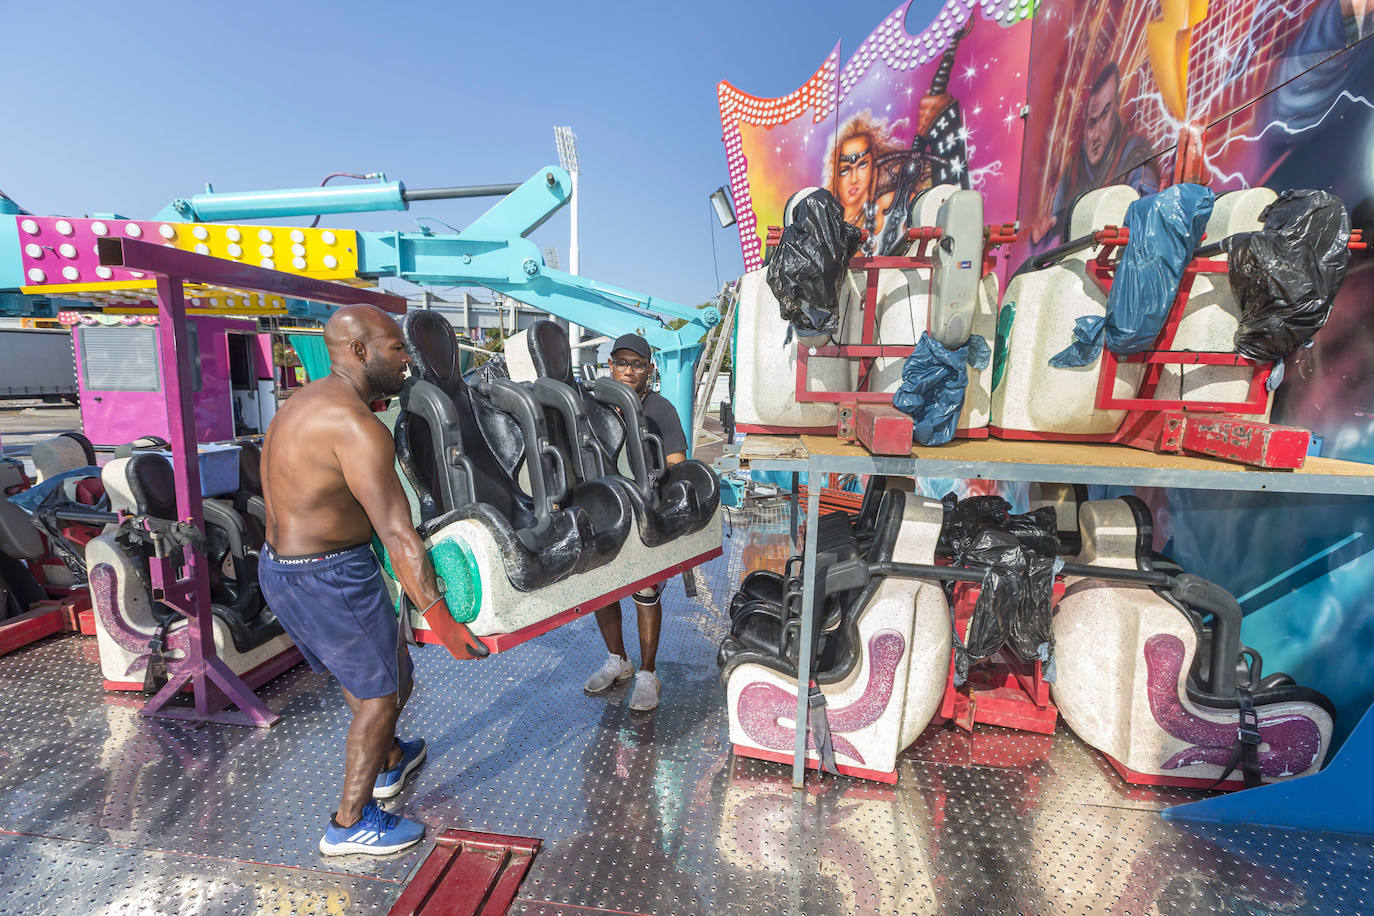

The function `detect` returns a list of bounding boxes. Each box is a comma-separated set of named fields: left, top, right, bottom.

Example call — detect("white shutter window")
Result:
left=80, top=327, right=161, bottom=392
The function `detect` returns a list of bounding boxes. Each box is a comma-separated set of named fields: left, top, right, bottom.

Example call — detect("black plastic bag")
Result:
left=958, top=528, right=1025, bottom=670
left=892, top=332, right=969, bottom=446
left=940, top=493, right=1010, bottom=554
left=1051, top=183, right=1214, bottom=367
left=1008, top=553, right=1055, bottom=662
left=1228, top=189, right=1352, bottom=361
left=1005, top=505, right=1059, bottom=559
left=765, top=189, right=863, bottom=337
left=941, top=496, right=1058, bottom=678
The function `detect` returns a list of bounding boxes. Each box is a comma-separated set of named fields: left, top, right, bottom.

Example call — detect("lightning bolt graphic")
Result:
left=1204, top=89, right=1374, bottom=187
left=1147, top=0, right=1209, bottom=120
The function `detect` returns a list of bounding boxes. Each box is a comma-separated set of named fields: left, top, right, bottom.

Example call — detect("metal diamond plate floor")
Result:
left=0, top=503, right=1370, bottom=915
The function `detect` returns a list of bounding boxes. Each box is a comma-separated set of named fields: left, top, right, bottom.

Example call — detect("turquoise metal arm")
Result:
left=355, top=166, right=720, bottom=453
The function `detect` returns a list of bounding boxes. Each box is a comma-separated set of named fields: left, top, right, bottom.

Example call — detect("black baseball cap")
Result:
left=611, top=333, right=651, bottom=361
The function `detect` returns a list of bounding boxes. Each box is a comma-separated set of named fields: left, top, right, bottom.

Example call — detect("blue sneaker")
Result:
left=319, top=800, right=425, bottom=856
left=374, top=737, right=427, bottom=799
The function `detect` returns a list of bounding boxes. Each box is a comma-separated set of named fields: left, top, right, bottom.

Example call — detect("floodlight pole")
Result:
left=555, top=126, right=587, bottom=366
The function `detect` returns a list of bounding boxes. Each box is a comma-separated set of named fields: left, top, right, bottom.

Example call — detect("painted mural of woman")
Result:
left=823, top=111, right=903, bottom=255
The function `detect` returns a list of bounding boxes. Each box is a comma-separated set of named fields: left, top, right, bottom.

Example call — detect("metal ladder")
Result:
left=690, top=281, right=739, bottom=452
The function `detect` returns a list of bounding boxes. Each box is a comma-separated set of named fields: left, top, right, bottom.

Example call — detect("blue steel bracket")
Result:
left=355, top=166, right=721, bottom=450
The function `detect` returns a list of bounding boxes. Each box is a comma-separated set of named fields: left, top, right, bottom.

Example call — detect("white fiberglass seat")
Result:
left=1052, top=497, right=1333, bottom=787
left=721, top=488, right=951, bottom=781
left=87, top=455, right=295, bottom=691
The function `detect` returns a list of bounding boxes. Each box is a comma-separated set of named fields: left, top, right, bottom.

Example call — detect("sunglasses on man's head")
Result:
left=610, top=357, right=650, bottom=372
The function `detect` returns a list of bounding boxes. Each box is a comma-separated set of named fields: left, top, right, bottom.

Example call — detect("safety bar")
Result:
left=1059, top=562, right=1243, bottom=694
left=50, top=507, right=119, bottom=527
left=821, top=556, right=1244, bottom=695
left=479, top=378, right=569, bottom=549
left=587, top=377, right=665, bottom=501
left=1031, top=228, right=1120, bottom=270
left=525, top=378, right=607, bottom=481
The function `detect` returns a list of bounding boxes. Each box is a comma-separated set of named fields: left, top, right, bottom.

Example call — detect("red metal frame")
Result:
left=0, top=604, right=67, bottom=656
left=387, top=828, right=541, bottom=916
left=413, top=546, right=724, bottom=654
left=783, top=225, right=1016, bottom=444
left=1103, top=752, right=1252, bottom=791
left=1081, top=229, right=1274, bottom=415
left=936, top=580, right=1059, bottom=736
left=731, top=743, right=900, bottom=785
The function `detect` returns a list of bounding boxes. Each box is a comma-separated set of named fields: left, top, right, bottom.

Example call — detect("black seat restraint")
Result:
left=809, top=681, right=841, bottom=776
left=1211, top=685, right=1263, bottom=789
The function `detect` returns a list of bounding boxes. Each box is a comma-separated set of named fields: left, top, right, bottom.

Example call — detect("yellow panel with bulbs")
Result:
left=16, top=214, right=360, bottom=297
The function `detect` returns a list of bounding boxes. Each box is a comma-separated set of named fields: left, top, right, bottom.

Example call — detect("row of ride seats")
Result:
left=736, top=183, right=1277, bottom=442
left=721, top=483, right=952, bottom=778
left=0, top=433, right=103, bottom=617
left=991, top=185, right=1277, bottom=437
left=720, top=476, right=889, bottom=666
left=87, top=442, right=292, bottom=688
left=735, top=184, right=999, bottom=435
left=385, top=312, right=721, bottom=640
left=721, top=482, right=1334, bottom=786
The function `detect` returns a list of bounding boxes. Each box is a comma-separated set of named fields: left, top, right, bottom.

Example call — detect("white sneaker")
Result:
left=628, top=670, right=660, bottom=711
left=584, top=654, right=633, bottom=694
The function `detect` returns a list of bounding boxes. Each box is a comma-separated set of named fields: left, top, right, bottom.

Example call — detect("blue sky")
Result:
left=0, top=1, right=943, bottom=309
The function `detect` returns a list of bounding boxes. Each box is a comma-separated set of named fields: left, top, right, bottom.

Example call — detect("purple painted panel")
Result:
left=1144, top=633, right=1322, bottom=778
left=737, top=629, right=906, bottom=765
left=191, top=316, right=246, bottom=442
left=14, top=214, right=169, bottom=288
left=74, top=324, right=170, bottom=446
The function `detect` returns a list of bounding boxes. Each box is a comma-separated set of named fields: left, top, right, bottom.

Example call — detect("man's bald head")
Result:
left=323, top=305, right=410, bottom=398
left=325, top=305, right=401, bottom=357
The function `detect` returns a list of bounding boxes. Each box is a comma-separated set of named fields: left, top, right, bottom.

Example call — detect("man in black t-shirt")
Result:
left=582, top=333, right=688, bottom=712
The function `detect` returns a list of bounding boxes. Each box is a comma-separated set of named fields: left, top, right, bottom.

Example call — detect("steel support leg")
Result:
left=792, top=477, right=822, bottom=788
left=789, top=472, right=800, bottom=547
left=140, top=274, right=279, bottom=728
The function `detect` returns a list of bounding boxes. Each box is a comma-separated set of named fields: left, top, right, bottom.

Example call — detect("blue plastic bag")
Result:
left=1051, top=184, right=1214, bottom=367
left=7, top=466, right=102, bottom=513
left=893, top=332, right=970, bottom=446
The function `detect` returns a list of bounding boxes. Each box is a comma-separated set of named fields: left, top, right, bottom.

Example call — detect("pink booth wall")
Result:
left=74, top=316, right=255, bottom=447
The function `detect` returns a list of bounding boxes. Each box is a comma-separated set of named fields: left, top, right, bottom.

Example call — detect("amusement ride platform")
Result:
left=0, top=501, right=1369, bottom=915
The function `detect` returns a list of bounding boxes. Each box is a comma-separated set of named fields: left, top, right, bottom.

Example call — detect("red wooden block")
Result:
left=853, top=404, right=913, bottom=456
left=1182, top=416, right=1310, bottom=469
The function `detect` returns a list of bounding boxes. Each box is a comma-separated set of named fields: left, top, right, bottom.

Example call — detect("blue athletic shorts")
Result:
left=259, top=543, right=413, bottom=700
